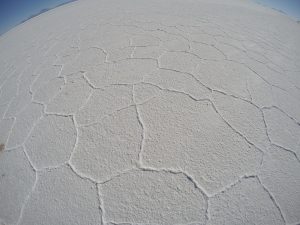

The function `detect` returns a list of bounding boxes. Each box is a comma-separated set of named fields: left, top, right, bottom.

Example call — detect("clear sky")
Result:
left=0, top=0, right=73, bottom=35
left=0, top=0, right=299, bottom=35
left=254, top=0, right=300, bottom=21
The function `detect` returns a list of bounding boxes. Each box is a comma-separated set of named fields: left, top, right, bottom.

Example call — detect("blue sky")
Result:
left=0, top=0, right=73, bottom=34
left=254, top=0, right=300, bottom=20
left=0, top=0, right=299, bottom=35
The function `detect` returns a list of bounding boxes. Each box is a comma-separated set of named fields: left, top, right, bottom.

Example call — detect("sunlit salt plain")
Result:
left=0, top=0, right=300, bottom=224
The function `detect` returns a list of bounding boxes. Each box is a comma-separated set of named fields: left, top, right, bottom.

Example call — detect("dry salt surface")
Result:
left=0, top=0, right=300, bottom=224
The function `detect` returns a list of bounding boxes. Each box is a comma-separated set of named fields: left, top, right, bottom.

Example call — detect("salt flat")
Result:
left=0, top=0, right=300, bottom=224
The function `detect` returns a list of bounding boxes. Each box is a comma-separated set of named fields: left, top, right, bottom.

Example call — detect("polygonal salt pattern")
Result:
left=100, top=169, right=207, bottom=225
left=25, top=115, right=76, bottom=169
left=6, top=103, right=43, bottom=149
left=19, top=166, right=101, bottom=225
left=263, top=107, right=300, bottom=159
left=0, top=0, right=299, bottom=224
left=259, top=146, right=300, bottom=224
left=0, top=147, right=35, bottom=225
left=71, top=107, right=141, bottom=181
left=207, top=177, right=284, bottom=225
left=137, top=91, right=262, bottom=195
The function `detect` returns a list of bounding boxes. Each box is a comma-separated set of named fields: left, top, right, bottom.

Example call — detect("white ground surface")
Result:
left=0, top=0, right=300, bottom=224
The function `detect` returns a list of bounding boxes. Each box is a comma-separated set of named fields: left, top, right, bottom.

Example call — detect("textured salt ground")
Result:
left=0, top=0, right=300, bottom=224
